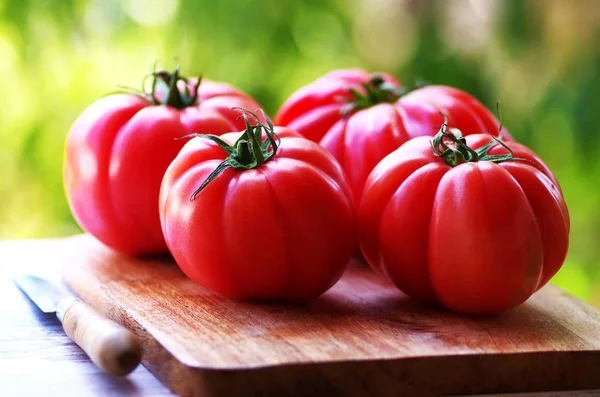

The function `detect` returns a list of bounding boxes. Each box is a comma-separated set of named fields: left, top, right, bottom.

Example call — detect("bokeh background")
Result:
left=1, top=0, right=599, bottom=305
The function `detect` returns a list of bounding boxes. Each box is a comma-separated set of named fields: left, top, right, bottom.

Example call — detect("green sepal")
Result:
left=183, top=108, right=280, bottom=200
left=431, top=116, right=514, bottom=167
left=339, top=75, right=415, bottom=118
left=115, top=63, right=202, bottom=110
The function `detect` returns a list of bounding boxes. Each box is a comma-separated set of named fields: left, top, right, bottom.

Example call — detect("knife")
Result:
left=13, top=274, right=142, bottom=376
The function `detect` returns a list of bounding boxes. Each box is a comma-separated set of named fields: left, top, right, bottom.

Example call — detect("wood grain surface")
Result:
left=2, top=235, right=600, bottom=397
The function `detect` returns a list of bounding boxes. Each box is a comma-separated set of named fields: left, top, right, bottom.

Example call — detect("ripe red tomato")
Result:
left=159, top=112, right=355, bottom=300
left=64, top=67, right=261, bottom=255
left=275, top=69, right=512, bottom=203
left=358, top=123, right=569, bottom=314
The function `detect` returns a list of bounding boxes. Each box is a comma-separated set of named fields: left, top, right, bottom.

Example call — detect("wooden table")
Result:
left=0, top=238, right=599, bottom=397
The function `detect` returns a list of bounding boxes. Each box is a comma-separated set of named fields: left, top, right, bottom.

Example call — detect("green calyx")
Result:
left=431, top=118, right=514, bottom=167
left=340, top=74, right=407, bottom=117
left=181, top=108, right=280, bottom=200
left=119, top=64, right=202, bottom=109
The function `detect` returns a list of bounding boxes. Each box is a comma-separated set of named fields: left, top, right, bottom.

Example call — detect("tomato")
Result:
left=159, top=111, right=355, bottom=300
left=64, top=67, right=262, bottom=255
left=358, top=123, right=569, bottom=314
left=275, top=69, right=512, bottom=203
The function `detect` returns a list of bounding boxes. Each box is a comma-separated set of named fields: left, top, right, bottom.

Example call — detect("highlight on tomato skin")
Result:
left=275, top=68, right=511, bottom=205
left=159, top=109, right=356, bottom=301
left=358, top=122, right=570, bottom=315
left=63, top=65, right=263, bottom=256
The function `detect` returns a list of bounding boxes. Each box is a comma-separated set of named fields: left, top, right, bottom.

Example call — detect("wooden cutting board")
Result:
left=16, top=235, right=600, bottom=397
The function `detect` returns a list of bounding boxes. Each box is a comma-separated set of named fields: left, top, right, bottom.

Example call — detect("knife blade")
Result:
left=14, top=274, right=142, bottom=376
left=14, top=275, right=70, bottom=313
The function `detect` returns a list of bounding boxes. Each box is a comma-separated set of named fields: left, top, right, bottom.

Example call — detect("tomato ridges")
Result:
left=104, top=108, right=144, bottom=237
left=259, top=163, right=294, bottom=298
left=359, top=122, right=567, bottom=313
left=159, top=119, right=355, bottom=300
left=65, top=68, right=264, bottom=255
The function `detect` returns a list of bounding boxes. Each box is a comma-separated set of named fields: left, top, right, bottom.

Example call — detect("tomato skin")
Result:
left=159, top=127, right=355, bottom=300
left=358, top=134, right=570, bottom=314
left=275, top=69, right=511, bottom=203
left=64, top=79, right=261, bottom=255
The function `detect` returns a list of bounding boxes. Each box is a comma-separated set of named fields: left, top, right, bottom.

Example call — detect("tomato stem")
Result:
left=339, top=75, right=430, bottom=117
left=339, top=75, right=407, bottom=117
left=430, top=116, right=515, bottom=167
left=117, top=64, right=202, bottom=110
left=180, top=108, right=280, bottom=200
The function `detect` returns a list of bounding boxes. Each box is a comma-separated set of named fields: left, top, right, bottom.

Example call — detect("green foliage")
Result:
left=1, top=0, right=599, bottom=305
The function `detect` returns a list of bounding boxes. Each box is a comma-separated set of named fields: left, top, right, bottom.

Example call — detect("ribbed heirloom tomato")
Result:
left=64, top=67, right=261, bottom=255
left=159, top=111, right=355, bottom=300
left=275, top=69, right=512, bottom=203
left=358, top=123, right=569, bottom=314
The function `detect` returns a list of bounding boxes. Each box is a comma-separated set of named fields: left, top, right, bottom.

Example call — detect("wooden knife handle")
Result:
left=59, top=299, right=142, bottom=376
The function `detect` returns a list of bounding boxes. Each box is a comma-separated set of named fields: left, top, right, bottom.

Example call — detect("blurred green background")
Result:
left=1, top=0, right=599, bottom=305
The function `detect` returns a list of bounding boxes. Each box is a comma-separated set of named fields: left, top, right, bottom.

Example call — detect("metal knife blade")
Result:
left=13, top=274, right=72, bottom=314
